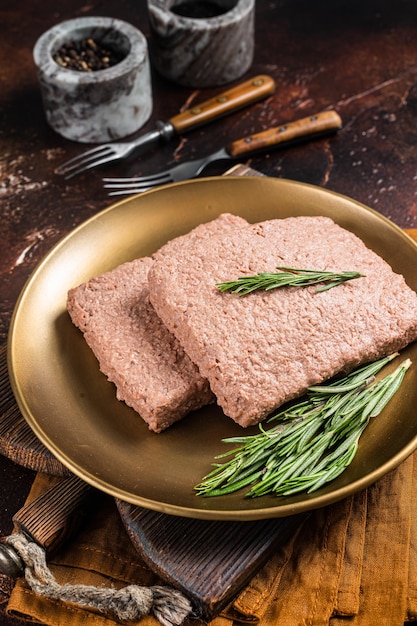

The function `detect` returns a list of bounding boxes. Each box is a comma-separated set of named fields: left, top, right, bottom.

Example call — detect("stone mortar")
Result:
left=147, top=0, right=255, bottom=87
left=33, top=16, right=153, bottom=143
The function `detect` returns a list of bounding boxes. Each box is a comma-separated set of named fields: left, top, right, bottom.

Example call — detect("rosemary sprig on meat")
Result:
left=216, top=266, right=364, bottom=295
left=195, top=354, right=411, bottom=498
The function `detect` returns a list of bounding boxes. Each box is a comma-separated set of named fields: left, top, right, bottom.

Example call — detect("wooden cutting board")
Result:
left=0, top=342, right=70, bottom=477
left=116, top=500, right=305, bottom=619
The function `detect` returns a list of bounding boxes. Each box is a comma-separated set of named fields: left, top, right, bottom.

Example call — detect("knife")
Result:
left=55, top=75, right=276, bottom=177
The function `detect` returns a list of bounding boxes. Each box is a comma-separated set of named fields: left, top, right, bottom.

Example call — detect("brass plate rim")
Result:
left=7, top=175, right=417, bottom=520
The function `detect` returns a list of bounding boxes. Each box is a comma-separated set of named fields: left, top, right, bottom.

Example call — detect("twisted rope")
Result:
left=6, top=532, right=192, bottom=626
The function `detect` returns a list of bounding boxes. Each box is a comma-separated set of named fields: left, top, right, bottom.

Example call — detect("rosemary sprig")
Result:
left=195, top=353, right=411, bottom=498
left=216, top=266, right=364, bottom=295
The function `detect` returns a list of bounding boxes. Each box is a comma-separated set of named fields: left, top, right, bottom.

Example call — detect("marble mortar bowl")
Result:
left=147, top=0, right=255, bottom=87
left=33, top=16, right=153, bottom=143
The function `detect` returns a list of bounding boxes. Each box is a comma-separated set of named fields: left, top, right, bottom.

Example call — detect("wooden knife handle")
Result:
left=169, top=75, right=276, bottom=133
left=227, top=110, right=343, bottom=157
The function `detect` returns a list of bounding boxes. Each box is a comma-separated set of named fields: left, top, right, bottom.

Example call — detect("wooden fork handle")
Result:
left=228, top=110, right=343, bottom=157
left=169, top=75, right=276, bottom=133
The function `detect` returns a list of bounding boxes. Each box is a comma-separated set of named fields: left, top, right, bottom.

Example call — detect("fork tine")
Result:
left=103, top=172, right=173, bottom=186
left=102, top=152, right=214, bottom=196
left=101, top=176, right=153, bottom=182
left=55, top=146, right=116, bottom=178
left=63, top=155, right=121, bottom=179
left=107, top=185, right=160, bottom=196
left=104, top=180, right=172, bottom=194
left=103, top=172, right=173, bottom=196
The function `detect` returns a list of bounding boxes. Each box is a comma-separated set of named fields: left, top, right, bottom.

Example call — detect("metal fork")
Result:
left=104, top=151, right=229, bottom=195
left=103, top=110, right=342, bottom=196
left=55, top=128, right=165, bottom=179
left=54, top=75, right=276, bottom=178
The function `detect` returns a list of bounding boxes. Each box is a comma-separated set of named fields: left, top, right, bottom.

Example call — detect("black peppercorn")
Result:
left=53, top=38, right=125, bottom=71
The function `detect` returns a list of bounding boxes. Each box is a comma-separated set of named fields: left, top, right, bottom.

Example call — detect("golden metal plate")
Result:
left=7, top=176, right=417, bottom=520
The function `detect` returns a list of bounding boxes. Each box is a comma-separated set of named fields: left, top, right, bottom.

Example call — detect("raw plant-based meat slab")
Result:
left=66, top=213, right=249, bottom=432
left=148, top=213, right=417, bottom=427
left=67, top=257, right=214, bottom=432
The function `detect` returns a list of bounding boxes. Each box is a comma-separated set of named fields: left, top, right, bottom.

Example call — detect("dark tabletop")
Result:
left=2, top=0, right=417, bottom=623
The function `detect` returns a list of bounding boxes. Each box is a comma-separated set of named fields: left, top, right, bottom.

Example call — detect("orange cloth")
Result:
left=5, top=452, right=417, bottom=626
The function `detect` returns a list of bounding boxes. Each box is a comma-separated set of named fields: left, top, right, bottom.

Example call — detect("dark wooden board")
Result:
left=0, top=344, right=70, bottom=477
left=117, top=500, right=306, bottom=620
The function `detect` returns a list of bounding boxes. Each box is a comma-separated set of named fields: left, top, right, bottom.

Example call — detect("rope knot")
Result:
left=6, top=532, right=192, bottom=626
left=108, top=585, right=154, bottom=621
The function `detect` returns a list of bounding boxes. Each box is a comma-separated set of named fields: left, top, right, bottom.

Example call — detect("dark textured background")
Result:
left=2, top=1, right=417, bottom=623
